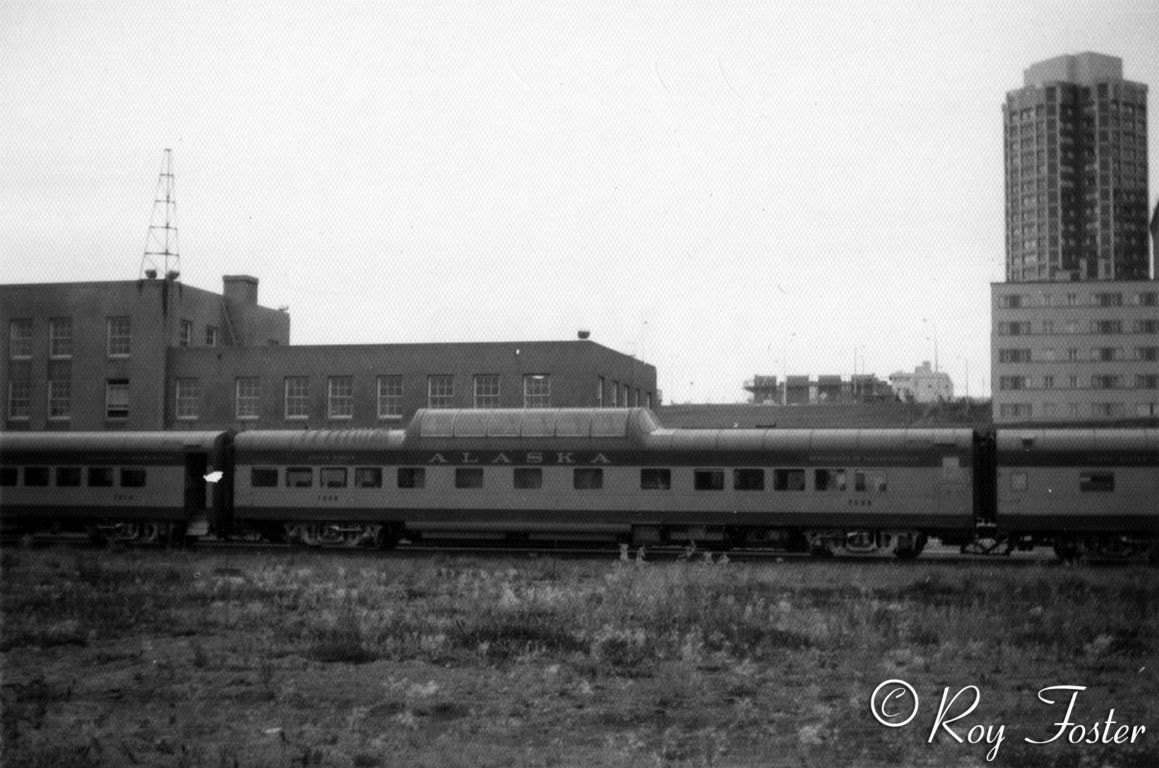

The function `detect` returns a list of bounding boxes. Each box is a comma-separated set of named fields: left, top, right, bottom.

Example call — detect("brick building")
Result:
left=2, top=276, right=657, bottom=431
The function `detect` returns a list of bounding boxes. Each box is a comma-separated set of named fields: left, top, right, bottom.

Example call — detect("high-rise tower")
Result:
left=1003, top=53, right=1150, bottom=282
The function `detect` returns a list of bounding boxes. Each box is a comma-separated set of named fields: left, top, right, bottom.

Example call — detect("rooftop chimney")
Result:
left=222, top=275, right=259, bottom=306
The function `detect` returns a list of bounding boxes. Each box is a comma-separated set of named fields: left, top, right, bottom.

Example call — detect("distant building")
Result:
left=1003, top=53, right=1149, bottom=282
left=990, top=280, right=1159, bottom=423
left=742, top=375, right=779, bottom=404
left=2, top=277, right=657, bottom=431
left=744, top=373, right=893, bottom=405
left=888, top=362, right=953, bottom=403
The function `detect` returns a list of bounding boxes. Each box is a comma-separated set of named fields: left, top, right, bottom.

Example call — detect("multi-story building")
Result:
left=1003, top=52, right=1149, bottom=282
left=991, top=281, right=1159, bottom=422
left=165, top=339, right=656, bottom=430
left=887, top=362, right=954, bottom=403
left=2, top=276, right=290, bottom=430
left=2, top=276, right=657, bottom=431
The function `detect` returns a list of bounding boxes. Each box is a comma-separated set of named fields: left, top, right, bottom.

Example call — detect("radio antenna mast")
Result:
left=140, top=148, right=180, bottom=280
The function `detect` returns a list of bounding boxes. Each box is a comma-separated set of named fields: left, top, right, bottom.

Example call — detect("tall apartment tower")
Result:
left=1004, top=52, right=1150, bottom=282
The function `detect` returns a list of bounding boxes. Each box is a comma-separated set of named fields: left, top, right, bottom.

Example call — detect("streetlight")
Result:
left=921, top=318, right=939, bottom=372
left=956, top=355, right=969, bottom=401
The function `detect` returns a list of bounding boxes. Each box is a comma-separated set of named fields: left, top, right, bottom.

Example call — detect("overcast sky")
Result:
left=2, top=1, right=1157, bottom=402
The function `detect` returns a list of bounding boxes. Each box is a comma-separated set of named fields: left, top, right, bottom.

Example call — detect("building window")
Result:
left=1135, top=347, right=1158, bottom=362
left=473, top=374, right=501, bottom=409
left=47, top=380, right=70, bottom=420
left=622, top=384, right=629, bottom=407
left=49, top=318, right=72, bottom=358
left=597, top=377, right=605, bottom=407
left=179, top=319, right=193, bottom=348
left=205, top=326, right=219, bottom=347
left=611, top=380, right=619, bottom=406
left=1091, top=375, right=1121, bottom=390
left=1137, top=292, right=1158, bottom=307
left=1042, top=376, right=1054, bottom=389
left=284, top=377, right=309, bottom=419
left=9, top=319, right=32, bottom=359
left=377, top=376, right=403, bottom=419
left=523, top=375, right=551, bottom=408
left=999, top=376, right=1027, bottom=391
left=175, top=378, right=199, bottom=420
left=998, top=403, right=1032, bottom=418
left=236, top=378, right=260, bottom=420
left=1136, top=375, right=1159, bottom=390
left=645, top=392, right=652, bottom=409
left=428, top=375, right=454, bottom=409
left=106, top=379, right=129, bottom=419
left=7, top=381, right=31, bottom=420
left=327, top=376, right=354, bottom=419
left=1092, top=320, right=1122, bottom=334
left=107, top=317, right=131, bottom=357
left=1137, top=320, right=1159, bottom=334
left=999, top=348, right=1032, bottom=364
left=1093, top=292, right=1122, bottom=307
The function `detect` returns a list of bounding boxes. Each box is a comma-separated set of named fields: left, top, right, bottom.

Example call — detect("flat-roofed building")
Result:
left=991, top=280, right=1159, bottom=423
left=2, top=276, right=290, bottom=430
left=165, top=339, right=656, bottom=430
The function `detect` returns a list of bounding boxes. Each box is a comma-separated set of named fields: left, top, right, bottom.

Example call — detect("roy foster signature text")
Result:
left=870, top=680, right=1147, bottom=762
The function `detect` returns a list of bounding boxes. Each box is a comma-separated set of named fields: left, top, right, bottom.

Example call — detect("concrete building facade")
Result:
left=1003, top=53, right=1149, bottom=282
left=2, top=277, right=290, bottom=430
left=990, top=280, right=1159, bottom=423
left=887, top=362, right=954, bottom=403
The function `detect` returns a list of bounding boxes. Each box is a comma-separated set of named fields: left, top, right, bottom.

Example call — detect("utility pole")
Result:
left=140, top=149, right=180, bottom=281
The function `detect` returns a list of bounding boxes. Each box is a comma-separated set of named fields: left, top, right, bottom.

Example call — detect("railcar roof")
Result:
left=996, top=428, right=1159, bottom=453
left=0, top=431, right=228, bottom=454
left=233, top=429, right=407, bottom=452
left=408, top=408, right=660, bottom=440
left=642, top=427, right=976, bottom=452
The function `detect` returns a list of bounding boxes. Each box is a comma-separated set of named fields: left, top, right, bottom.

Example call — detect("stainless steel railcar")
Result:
left=0, top=431, right=230, bottom=543
left=231, top=408, right=977, bottom=557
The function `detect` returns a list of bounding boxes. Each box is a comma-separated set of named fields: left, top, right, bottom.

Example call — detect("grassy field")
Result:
left=1, top=546, right=1156, bottom=767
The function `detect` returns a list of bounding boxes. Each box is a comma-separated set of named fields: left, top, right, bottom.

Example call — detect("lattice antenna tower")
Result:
left=140, top=148, right=180, bottom=280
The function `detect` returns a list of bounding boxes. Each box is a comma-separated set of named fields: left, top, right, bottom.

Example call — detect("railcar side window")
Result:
left=56, top=467, right=81, bottom=487
left=0, top=468, right=17, bottom=486
left=120, top=468, right=147, bottom=488
left=733, top=469, right=765, bottom=491
left=286, top=467, right=313, bottom=488
left=694, top=469, right=725, bottom=491
left=513, top=467, right=543, bottom=489
left=1079, top=472, right=1114, bottom=492
left=1010, top=473, right=1028, bottom=492
left=88, top=467, right=114, bottom=487
left=773, top=469, right=806, bottom=491
left=320, top=468, right=347, bottom=488
left=573, top=468, right=603, bottom=490
left=24, top=467, right=50, bottom=486
left=640, top=468, right=671, bottom=490
left=854, top=470, right=888, bottom=493
left=354, top=468, right=382, bottom=488
left=456, top=467, right=484, bottom=489
left=814, top=469, right=847, bottom=492
left=398, top=468, right=425, bottom=489
left=251, top=468, right=279, bottom=487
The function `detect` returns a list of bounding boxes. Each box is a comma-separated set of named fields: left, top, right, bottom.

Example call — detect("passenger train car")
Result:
left=1, top=409, right=1156, bottom=559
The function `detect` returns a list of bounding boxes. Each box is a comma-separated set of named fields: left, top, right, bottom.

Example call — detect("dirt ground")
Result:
left=1, top=546, right=1156, bottom=767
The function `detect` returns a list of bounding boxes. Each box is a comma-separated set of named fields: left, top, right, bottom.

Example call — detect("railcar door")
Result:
left=184, top=452, right=210, bottom=536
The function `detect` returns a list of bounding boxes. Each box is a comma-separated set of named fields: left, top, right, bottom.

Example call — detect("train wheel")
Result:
left=893, top=533, right=926, bottom=560
left=138, top=522, right=162, bottom=544
left=806, top=531, right=838, bottom=558
left=284, top=523, right=321, bottom=547
left=1052, top=535, right=1081, bottom=562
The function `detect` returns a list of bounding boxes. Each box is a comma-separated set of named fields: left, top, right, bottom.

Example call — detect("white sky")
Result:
left=2, top=1, right=1157, bottom=402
